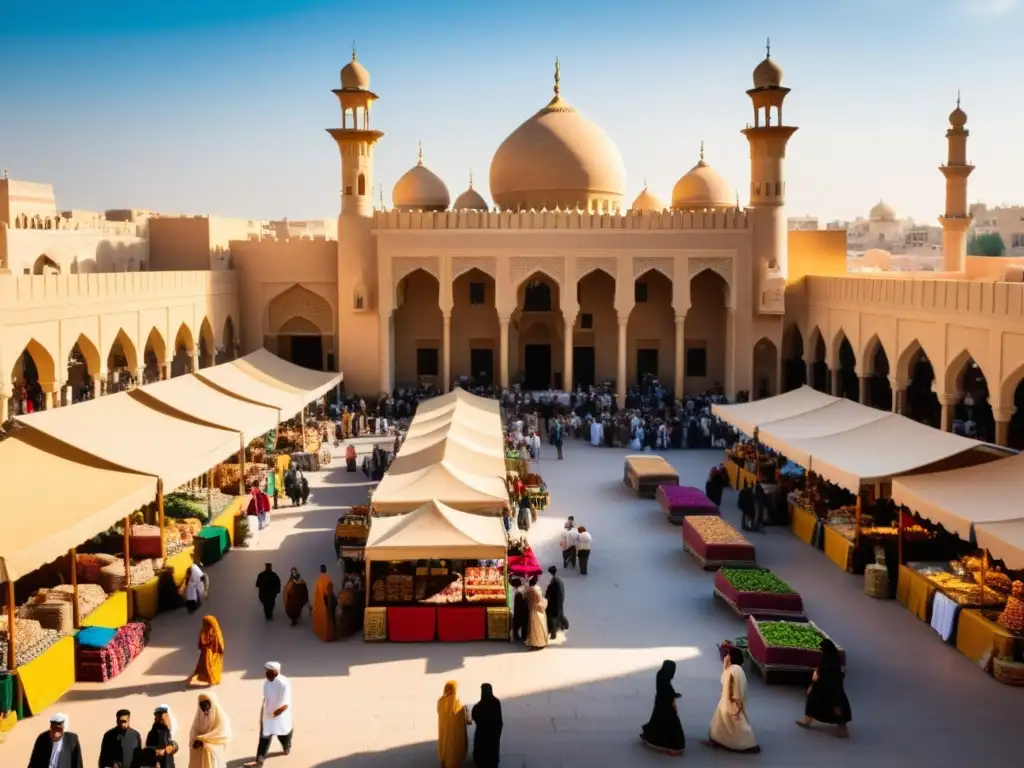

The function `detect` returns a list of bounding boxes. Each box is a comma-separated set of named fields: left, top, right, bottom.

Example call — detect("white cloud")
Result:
left=966, top=0, right=1018, bottom=16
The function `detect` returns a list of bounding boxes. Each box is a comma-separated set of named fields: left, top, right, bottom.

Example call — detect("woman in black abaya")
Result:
left=471, top=683, right=503, bottom=767
left=544, top=566, right=568, bottom=640
left=798, top=639, right=852, bottom=738
left=640, top=660, right=685, bottom=756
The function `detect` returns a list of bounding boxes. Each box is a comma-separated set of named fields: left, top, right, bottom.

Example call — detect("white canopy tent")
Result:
left=757, top=399, right=891, bottom=465
left=230, top=348, right=342, bottom=401
left=364, top=499, right=507, bottom=561
left=712, top=386, right=839, bottom=436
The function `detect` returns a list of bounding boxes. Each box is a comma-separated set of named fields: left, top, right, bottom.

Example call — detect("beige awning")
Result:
left=196, top=362, right=305, bottom=416
left=364, top=499, right=507, bottom=561
left=890, top=452, right=1024, bottom=538
left=129, top=375, right=280, bottom=440
left=401, top=420, right=505, bottom=460
left=17, top=392, right=241, bottom=491
left=371, top=463, right=509, bottom=516
left=230, top=348, right=342, bottom=400
left=758, top=399, right=892, bottom=465
left=0, top=430, right=157, bottom=583
left=389, top=436, right=505, bottom=476
left=785, top=415, right=983, bottom=493
left=712, top=386, right=839, bottom=436
left=975, top=520, right=1024, bottom=571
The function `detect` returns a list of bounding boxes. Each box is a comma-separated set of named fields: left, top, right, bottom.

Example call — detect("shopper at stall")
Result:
left=525, top=576, right=549, bottom=650
left=186, top=692, right=231, bottom=768
left=27, top=713, right=83, bottom=768
left=283, top=468, right=298, bottom=506
left=99, top=709, right=142, bottom=768
left=560, top=523, right=578, bottom=569
left=298, top=471, right=310, bottom=505
left=545, top=566, right=569, bottom=640
left=516, top=495, right=532, bottom=533
left=640, top=661, right=685, bottom=756
left=576, top=526, right=592, bottom=575
left=245, top=662, right=293, bottom=766
left=145, top=705, right=179, bottom=768
left=182, top=560, right=207, bottom=615
left=283, top=568, right=310, bottom=627
left=186, top=615, right=225, bottom=687
left=436, top=680, right=469, bottom=768
left=705, top=646, right=759, bottom=753
left=471, top=683, right=503, bottom=768
left=797, top=639, right=852, bottom=738
left=312, top=564, right=337, bottom=642
left=256, top=563, right=282, bottom=621
left=344, top=443, right=357, bottom=472
left=509, top=577, right=528, bottom=642
left=338, top=575, right=361, bottom=638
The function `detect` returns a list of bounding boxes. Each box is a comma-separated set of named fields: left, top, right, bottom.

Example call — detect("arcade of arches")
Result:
left=780, top=327, right=1024, bottom=450
left=265, top=284, right=335, bottom=372
left=387, top=266, right=745, bottom=398
left=4, top=315, right=238, bottom=417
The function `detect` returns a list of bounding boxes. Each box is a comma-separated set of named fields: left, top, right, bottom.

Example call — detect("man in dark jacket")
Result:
left=27, top=713, right=83, bottom=768
left=544, top=566, right=569, bottom=640
left=99, top=709, right=141, bottom=768
left=256, top=563, right=283, bottom=620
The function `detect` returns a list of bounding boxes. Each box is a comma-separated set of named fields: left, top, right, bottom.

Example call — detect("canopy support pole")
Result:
left=897, top=508, right=904, bottom=566
left=123, top=516, right=131, bottom=586
left=980, top=550, right=988, bottom=606
left=6, top=579, right=16, bottom=672
left=157, top=478, right=166, bottom=561
left=300, top=406, right=307, bottom=452
left=69, top=548, right=80, bottom=629
left=238, top=434, right=247, bottom=496
left=753, top=428, right=761, bottom=483
left=854, top=491, right=862, bottom=549
left=207, top=469, right=214, bottom=519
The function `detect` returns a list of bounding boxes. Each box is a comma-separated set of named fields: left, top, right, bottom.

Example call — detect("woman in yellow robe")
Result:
left=187, top=615, right=225, bottom=687
left=312, top=565, right=337, bottom=642
left=437, top=680, right=469, bottom=768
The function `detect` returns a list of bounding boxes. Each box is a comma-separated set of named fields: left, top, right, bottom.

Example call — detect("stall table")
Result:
left=623, top=455, right=679, bottom=498
left=81, top=590, right=129, bottom=629
left=713, top=569, right=805, bottom=619
left=746, top=617, right=845, bottom=685
left=725, top=462, right=740, bottom=490
left=129, top=578, right=160, bottom=620
left=437, top=606, right=486, bottom=642
left=657, top=485, right=718, bottom=525
left=387, top=606, right=438, bottom=642
left=789, top=502, right=818, bottom=547
left=823, top=524, right=854, bottom=573
left=682, top=516, right=757, bottom=570
left=16, top=635, right=75, bottom=716
left=955, top=609, right=1023, bottom=667
left=195, top=525, right=230, bottom=565
left=897, top=564, right=937, bottom=622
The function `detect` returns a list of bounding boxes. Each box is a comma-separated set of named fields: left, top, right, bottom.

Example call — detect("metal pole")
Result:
left=238, top=434, right=247, bottom=496
left=6, top=579, right=16, bottom=671
left=123, top=516, right=131, bottom=585
left=157, top=478, right=166, bottom=560
left=69, top=548, right=80, bottom=628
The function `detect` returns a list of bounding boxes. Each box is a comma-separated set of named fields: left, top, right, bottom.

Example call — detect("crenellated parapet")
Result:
left=373, top=207, right=749, bottom=232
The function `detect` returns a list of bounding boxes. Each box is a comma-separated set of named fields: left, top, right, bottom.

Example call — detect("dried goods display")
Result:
left=420, top=575, right=464, bottom=604
left=720, top=568, right=795, bottom=595
left=981, top=570, right=1013, bottom=596
left=689, top=516, right=750, bottom=545
left=923, top=571, right=1004, bottom=607
left=384, top=574, right=414, bottom=603
left=24, top=597, right=74, bottom=634
left=683, top=515, right=756, bottom=570
left=50, top=584, right=108, bottom=618
left=464, top=567, right=506, bottom=604
left=998, top=582, right=1024, bottom=632
left=757, top=621, right=825, bottom=650
left=0, top=628, right=61, bottom=670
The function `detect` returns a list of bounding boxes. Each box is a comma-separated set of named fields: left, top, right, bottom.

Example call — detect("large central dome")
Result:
left=489, top=62, right=625, bottom=213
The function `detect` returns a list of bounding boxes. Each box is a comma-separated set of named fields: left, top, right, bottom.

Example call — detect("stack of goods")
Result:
left=747, top=618, right=844, bottom=672
left=420, top=575, right=464, bottom=604
left=714, top=568, right=804, bottom=618
left=99, top=558, right=156, bottom=592
left=130, top=524, right=163, bottom=558
left=336, top=510, right=371, bottom=544
left=49, top=584, right=108, bottom=620
left=926, top=569, right=1005, bottom=607
left=174, top=518, right=204, bottom=543
left=74, top=622, right=147, bottom=683
left=683, top=515, right=756, bottom=569
left=0, top=617, right=60, bottom=670
left=465, top=567, right=506, bottom=604
left=77, top=553, right=118, bottom=584
left=656, top=485, right=719, bottom=525
left=24, top=594, right=74, bottom=634
left=384, top=574, right=414, bottom=603
left=998, top=581, right=1024, bottom=632
left=506, top=537, right=542, bottom=579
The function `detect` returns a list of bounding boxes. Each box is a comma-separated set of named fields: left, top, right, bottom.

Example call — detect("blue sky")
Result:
left=2, top=0, right=1020, bottom=222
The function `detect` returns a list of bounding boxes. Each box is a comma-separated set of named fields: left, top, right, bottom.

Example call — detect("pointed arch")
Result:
left=808, top=326, right=825, bottom=361
left=576, top=265, right=616, bottom=284
left=11, top=338, right=57, bottom=385
left=32, top=255, right=60, bottom=275
left=752, top=337, right=779, bottom=399
left=144, top=327, right=167, bottom=364
left=217, top=316, right=236, bottom=364
left=198, top=317, right=215, bottom=368
left=943, top=348, right=987, bottom=396
left=67, top=333, right=102, bottom=376
left=689, top=267, right=731, bottom=309
left=107, top=328, right=138, bottom=372
left=781, top=324, right=806, bottom=392
left=860, top=334, right=883, bottom=375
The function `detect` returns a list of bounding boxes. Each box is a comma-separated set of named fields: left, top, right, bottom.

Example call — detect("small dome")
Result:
left=393, top=145, right=450, bottom=212
left=453, top=172, right=489, bottom=211
left=753, top=56, right=783, bottom=89
left=671, top=147, right=734, bottom=211
left=341, top=48, right=370, bottom=90
left=630, top=184, right=665, bottom=212
left=489, top=60, right=625, bottom=212
left=869, top=199, right=898, bottom=223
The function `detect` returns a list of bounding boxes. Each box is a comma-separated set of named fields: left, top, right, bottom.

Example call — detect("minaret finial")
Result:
left=766, top=37, right=771, bottom=58
left=417, top=141, right=423, bottom=166
left=956, top=89, right=961, bottom=108
left=554, top=57, right=561, bottom=98
left=736, top=189, right=740, bottom=208
left=643, top=175, right=648, bottom=188
left=469, top=169, right=474, bottom=189
left=379, top=184, right=384, bottom=210
left=352, top=40, right=357, bottom=61
left=700, top=140, right=705, bottom=162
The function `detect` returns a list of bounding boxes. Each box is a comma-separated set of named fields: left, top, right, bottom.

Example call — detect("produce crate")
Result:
left=682, top=516, right=756, bottom=570
left=657, top=485, right=719, bottom=525
left=745, top=617, right=845, bottom=684
left=713, top=568, right=805, bottom=619
left=194, top=525, right=230, bottom=565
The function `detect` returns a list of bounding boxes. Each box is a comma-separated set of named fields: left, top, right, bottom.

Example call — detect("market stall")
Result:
left=712, top=386, right=839, bottom=437
left=682, top=516, right=756, bottom=569
left=745, top=617, right=845, bottom=684
left=362, top=500, right=510, bottom=642
left=713, top=567, right=805, bottom=620
left=656, top=485, right=718, bottom=524
left=623, top=455, right=679, bottom=498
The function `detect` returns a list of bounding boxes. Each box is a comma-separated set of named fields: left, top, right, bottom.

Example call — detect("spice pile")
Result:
left=0, top=616, right=61, bottom=670
left=689, top=516, right=750, bottom=545
left=99, top=559, right=156, bottom=592
left=49, top=584, right=108, bottom=618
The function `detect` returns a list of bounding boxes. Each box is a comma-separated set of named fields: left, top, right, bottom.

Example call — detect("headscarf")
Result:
left=438, top=680, right=462, bottom=718
left=189, top=692, right=232, bottom=747
left=655, top=660, right=677, bottom=695
left=201, top=615, right=225, bottom=654
left=819, top=639, right=843, bottom=678
left=471, top=683, right=502, bottom=729
left=154, top=705, right=178, bottom=741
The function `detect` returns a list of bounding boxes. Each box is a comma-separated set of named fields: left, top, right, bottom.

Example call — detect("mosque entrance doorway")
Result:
left=573, top=347, right=596, bottom=390
left=637, top=348, right=659, bottom=383
left=524, top=344, right=551, bottom=391
left=470, top=348, right=494, bottom=388
left=280, top=333, right=324, bottom=371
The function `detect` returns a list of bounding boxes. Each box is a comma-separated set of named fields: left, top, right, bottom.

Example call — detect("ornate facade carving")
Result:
left=450, top=256, right=498, bottom=281
left=575, top=256, right=619, bottom=282
left=687, top=256, right=732, bottom=286
left=632, top=256, right=674, bottom=281
left=268, top=285, right=334, bottom=335
left=508, top=255, right=566, bottom=287
left=391, top=255, right=440, bottom=284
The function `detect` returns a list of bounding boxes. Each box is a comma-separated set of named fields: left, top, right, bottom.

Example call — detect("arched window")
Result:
left=357, top=174, right=366, bottom=196
left=523, top=281, right=552, bottom=312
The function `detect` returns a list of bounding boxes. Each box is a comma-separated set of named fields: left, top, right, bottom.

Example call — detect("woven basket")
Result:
left=993, top=657, right=1024, bottom=686
left=864, top=564, right=890, bottom=599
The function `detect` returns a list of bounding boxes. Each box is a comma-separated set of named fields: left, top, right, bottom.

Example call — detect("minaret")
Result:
left=741, top=39, right=798, bottom=308
left=326, top=44, right=384, bottom=388
left=939, top=93, right=974, bottom=273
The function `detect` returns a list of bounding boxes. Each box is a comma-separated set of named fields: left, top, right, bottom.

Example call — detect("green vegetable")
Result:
left=722, top=567, right=795, bottom=594
left=758, top=621, right=825, bottom=649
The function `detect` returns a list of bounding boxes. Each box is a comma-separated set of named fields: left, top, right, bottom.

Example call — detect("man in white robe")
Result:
left=246, top=661, right=292, bottom=766
left=183, top=561, right=206, bottom=614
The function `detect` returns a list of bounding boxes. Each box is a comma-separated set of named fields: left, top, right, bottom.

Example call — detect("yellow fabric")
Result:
left=892, top=452, right=1024, bottom=539
left=210, top=497, right=243, bottom=546
left=192, top=616, right=225, bottom=684
left=712, top=386, right=839, bottom=436
left=0, top=430, right=157, bottom=584
left=130, top=375, right=280, bottom=442
left=955, top=608, right=1018, bottom=664
left=790, top=504, right=817, bottom=545
left=737, top=468, right=756, bottom=490
left=726, top=462, right=739, bottom=490
left=18, top=635, right=74, bottom=714
left=365, top=500, right=508, bottom=561
left=130, top=577, right=160, bottom=620
left=166, top=548, right=197, bottom=587
left=81, top=590, right=129, bottom=629
left=231, top=347, right=342, bottom=400
left=823, top=526, right=853, bottom=572
left=897, top=565, right=935, bottom=622
left=436, top=681, right=468, bottom=768
left=312, top=574, right=336, bottom=642
left=16, top=392, right=240, bottom=494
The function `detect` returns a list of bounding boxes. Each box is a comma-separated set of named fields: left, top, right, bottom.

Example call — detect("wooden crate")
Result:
left=486, top=606, right=510, bottom=641
left=363, top=607, right=387, bottom=641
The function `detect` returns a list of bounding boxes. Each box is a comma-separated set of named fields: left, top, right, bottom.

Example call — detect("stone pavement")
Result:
left=5, top=438, right=1021, bottom=767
